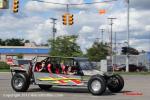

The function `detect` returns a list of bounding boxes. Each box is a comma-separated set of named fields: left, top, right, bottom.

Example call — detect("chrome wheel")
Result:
left=14, top=77, right=23, bottom=89
left=11, top=73, right=30, bottom=92
left=91, top=80, right=101, bottom=92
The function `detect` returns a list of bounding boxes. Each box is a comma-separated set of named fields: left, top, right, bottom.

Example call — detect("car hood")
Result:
left=82, top=70, right=105, bottom=76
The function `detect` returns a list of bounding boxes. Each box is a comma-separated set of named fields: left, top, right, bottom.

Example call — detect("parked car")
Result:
left=114, top=64, right=144, bottom=72
left=10, top=56, right=124, bottom=95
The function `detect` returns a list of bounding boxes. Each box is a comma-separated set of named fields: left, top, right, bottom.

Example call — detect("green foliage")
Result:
left=49, top=35, right=83, bottom=57
left=86, top=42, right=109, bottom=61
left=17, top=54, right=23, bottom=59
left=121, top=47, right=139, bottom=55
left=5, top=38, right=24, bottom=46
left=0, top=38, right=30, bottom=46
left=0, top=62, right=10, bottom=70
left=0, top=39, right=5, bottom=46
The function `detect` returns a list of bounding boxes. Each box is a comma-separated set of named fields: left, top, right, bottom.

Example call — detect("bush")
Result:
left=0, top=62, right=10, bottom=69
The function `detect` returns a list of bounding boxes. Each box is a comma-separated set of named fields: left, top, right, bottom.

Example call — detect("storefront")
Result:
left=0, top=46, right=50, bottom=63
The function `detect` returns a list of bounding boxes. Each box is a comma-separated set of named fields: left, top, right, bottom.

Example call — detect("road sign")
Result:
left=0, top=0, right=9, bottom=9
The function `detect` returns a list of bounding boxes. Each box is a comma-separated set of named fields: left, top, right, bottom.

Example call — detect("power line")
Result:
left=31, top=0, right=117, bottom=6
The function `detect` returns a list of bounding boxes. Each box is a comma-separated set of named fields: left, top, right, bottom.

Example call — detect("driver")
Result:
left=38, top=62, right=46, bottom=72
left=67, top=66, right=76, bottom=75
left=38, top=62, right=52, bottom=73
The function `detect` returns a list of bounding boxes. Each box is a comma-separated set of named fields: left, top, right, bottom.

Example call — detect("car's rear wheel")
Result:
left=107, top=74, right=124, bottom=93
left=38, top=85, right=52, bottom=90
left=11, top=73, right=30, bottom=92
left=88, top=75, right=106, bottom=95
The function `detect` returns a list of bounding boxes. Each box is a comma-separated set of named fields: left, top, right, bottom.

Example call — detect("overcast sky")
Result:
left=0, top=0, right=150, bottom=53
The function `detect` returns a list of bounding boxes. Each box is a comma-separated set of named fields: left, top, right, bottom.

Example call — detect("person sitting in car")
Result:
left=36, top=62, right=52, bottom=73
left=67, top=66, right=76, bottom=75
left=38, top=62, right=46, bottom=72
left=61, top=62, right=67, bottom=74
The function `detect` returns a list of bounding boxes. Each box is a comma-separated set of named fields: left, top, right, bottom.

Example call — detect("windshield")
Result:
left=13, top=60, right=31, bottom=65
left=79, top=60, right=95, bottom=70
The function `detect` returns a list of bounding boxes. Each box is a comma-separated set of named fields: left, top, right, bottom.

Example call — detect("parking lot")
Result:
left=0, top=72, right=150, bottom=100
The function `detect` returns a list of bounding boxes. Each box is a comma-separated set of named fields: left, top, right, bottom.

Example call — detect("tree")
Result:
left=121, top=47, right=139, bottom=55
left=49, top=35, right=83, bottom=57
left=17, top=54, right=23, bottom=59
left=0, top=39, right=5, bottom=46
left=24, top=40, right=30, bottom=43
left=86, top=42, right=109, bottom=61
left=5, top=38, right=24, bottom=46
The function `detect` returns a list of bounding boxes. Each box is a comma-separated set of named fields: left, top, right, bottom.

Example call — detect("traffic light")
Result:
left=62, top=14, right=67, bottom=25
left=13, top=0, right=19, bottom=13
left=68, top=14, right=74, bottom=25
left=0, top=0, right=9, bottom=9
left=62, top=13, right=74, bottom=25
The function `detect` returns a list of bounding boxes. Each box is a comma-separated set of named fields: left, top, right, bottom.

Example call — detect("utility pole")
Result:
left=100, top=29, right=105, bottom=44
left=114, top=32, right=117, bottom=65
left=108, top=17, right=116, bottom=72
left=126, top=0, right=130, bottom=72
left=50, top=18, right=57, bottom=50
left=96, top=38, right=100, bottom=43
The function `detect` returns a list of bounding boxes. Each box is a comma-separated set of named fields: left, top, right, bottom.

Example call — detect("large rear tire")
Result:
left=11, top=73, right=30, bottom=92
left=107, top=74, right=124, bottom=93
left=88, top=75, right=106, bottom=95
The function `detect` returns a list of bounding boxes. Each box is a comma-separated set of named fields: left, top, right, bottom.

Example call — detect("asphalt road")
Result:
left=0, top=72, right=150, bottom=100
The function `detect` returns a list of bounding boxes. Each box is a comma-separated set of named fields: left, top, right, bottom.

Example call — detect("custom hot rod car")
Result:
left=10, top=56, right=124, bottom=95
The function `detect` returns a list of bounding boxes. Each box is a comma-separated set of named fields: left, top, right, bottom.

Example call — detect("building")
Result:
left=111, top=52, right=150, bottom=70
left=0, top=45, right=50, bottom=63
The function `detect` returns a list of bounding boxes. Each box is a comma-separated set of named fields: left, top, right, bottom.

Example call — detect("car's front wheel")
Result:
left=88, top=75, right=106, bottom=95
left=11, top=73, right=30, bottom=92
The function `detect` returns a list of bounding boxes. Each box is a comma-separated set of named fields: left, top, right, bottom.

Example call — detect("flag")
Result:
left=99, top=9, right=106, bottom=15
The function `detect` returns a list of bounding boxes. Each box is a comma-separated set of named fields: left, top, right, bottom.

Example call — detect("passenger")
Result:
left=38, top=62, right=46, bottom=72
left=47, top=63, right=52, bottom=73
left=67, top=66, right=76, bottom=75
left=61, top=62, right=66, bottom=74
left=35, top=62, right=41, bottom=72
left=55, top=64, right=60, bottom=74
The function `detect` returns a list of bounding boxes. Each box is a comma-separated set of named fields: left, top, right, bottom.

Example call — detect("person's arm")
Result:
left=35, top=66, right=39, bottom=72
left=47, top=64, right=52, bottom=73
left=68, top=72, right=75, bottom=75
left=39, top=66, right=44, bottom=72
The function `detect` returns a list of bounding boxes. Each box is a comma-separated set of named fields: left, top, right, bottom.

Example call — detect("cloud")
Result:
left=0, top=0, right=150, bottom=52
left=25, top=0, right=86, bottom=12
left=145, top=25, right=150, bottom=32
left=130, top=38, right=150, bottom=51
left=0, top=13, right=68, bottom=44
left=79, top=26, right=94, bottom=33
left=130, top=0, right=150, bottom=10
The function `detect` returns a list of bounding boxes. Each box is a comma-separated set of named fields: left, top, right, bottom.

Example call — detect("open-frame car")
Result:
left=10, top=56, right=124, bottom=95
